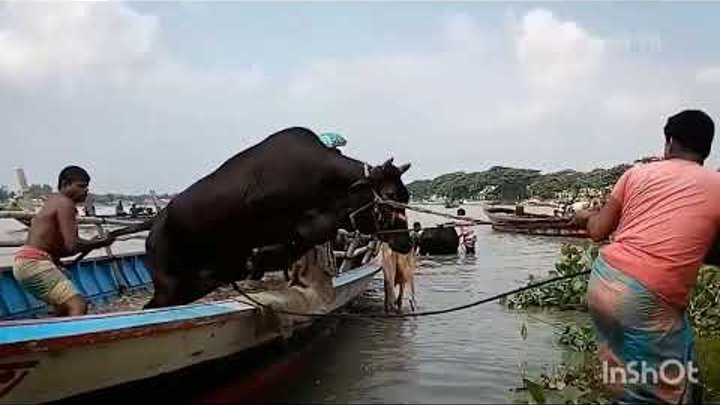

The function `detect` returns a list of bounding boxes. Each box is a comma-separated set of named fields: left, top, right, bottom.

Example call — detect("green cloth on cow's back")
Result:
left=319, top=132, right=347, bottom=148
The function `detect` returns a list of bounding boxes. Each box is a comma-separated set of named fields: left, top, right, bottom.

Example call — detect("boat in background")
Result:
left=483, top=206, right=588, bottom=238
left=443, top=199, right=461, bottom=209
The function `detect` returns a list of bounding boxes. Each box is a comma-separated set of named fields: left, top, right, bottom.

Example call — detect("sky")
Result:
left=2, top=1, right=720, bottom=194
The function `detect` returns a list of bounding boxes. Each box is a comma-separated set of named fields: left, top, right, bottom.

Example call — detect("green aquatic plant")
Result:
left=503, top=243, right=596, bottom=311
left=512, top=356, right=612, bottom=405
left=689, top=266, right=720, bottom=338
left=697, top=338, right=720, bottom=403
left=558, top=324, right=596, bottom=353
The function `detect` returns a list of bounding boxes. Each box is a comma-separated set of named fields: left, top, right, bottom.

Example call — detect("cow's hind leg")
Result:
left=144, top=270, right=179, bottom=309
left=143, top=252, right=221, bottom=309
left=395, top=282, right=405, bottom=313
left=383, top=276, right=396, bottom=314
left=143, top=243, right=180, bottom=309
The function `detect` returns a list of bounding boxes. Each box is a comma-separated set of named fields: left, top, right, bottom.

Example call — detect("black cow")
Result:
left=417, top=225, right=459, bottom=256
left=142, top=127, right=412, bottom=308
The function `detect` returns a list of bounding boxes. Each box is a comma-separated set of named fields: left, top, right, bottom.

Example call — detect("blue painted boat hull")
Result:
left=1, top=253, right=152, bottom=320
left=0, top=251, right=382, bottom=404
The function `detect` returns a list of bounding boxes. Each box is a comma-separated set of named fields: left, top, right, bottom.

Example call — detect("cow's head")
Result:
left=348, top=158, right=412, bottom=254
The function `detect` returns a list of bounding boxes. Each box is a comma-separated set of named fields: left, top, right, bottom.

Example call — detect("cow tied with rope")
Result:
left=138, top=127, right=412, bottom=308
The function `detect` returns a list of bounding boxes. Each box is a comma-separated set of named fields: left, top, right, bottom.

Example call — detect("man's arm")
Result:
left=572, top=196, right=622, bottom=242
left=57, top=199, right=82, bottom=255
left=57, top=200, right=115, bottom=256
left=572, top=168, right=632, bottom=243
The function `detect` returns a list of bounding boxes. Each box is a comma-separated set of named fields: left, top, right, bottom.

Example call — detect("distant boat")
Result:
left=483, top=206, right=588, bottom=238
left=444, top=199, right=460, bottom=209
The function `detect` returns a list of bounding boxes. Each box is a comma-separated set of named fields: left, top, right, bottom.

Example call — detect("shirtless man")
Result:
left=13, top=166, right=115, bottom=316
left=456, top=208, right=476, bottom=254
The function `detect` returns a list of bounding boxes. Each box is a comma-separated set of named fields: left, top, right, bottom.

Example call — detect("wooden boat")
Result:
left=0, top=243, right=382, bottom=404
left=483, top=206, right=588, bottom=238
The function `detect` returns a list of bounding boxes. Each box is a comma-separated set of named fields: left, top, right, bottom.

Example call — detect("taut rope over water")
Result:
left=225, top=199, right=591, bottom=319
left=379, top=200, right=493, bottom=225
left=230, top=268, right=592, bottom=319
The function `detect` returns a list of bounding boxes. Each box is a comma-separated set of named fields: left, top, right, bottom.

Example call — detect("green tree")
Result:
left=0, top=185, right=11, bottom=202
left=407, top=179, right=433, bottom=200
left=406, top=162, right=633, bottom=203
left=25, top=184, right=53, bottom=199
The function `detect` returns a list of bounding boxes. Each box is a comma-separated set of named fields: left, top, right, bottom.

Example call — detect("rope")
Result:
left=380, top=200, right=493, bottom=225
left=371, top=200, right=496, bottom=236
left=229, top=268, right=591, bottom=319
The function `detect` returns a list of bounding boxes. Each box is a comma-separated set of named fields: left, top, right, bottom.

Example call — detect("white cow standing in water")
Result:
left=380, top=243, right=417, bottom=314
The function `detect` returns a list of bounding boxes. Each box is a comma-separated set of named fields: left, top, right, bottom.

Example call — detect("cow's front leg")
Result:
left=286, top=210, right=340, bottom=287
left=380, top=246, right=398, bottom=314
left=247, top=244, right=292, bottom=281
left=294, top=209, right=341, bottom=248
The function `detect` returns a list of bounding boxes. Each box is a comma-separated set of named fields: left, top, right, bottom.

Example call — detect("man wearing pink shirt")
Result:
left=574, top=109, right=719, bottom=404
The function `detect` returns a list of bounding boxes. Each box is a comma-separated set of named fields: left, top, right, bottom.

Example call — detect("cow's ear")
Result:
left=382, top=157, right=394, bottom=167
left=398, top=163, right=411, bottom=175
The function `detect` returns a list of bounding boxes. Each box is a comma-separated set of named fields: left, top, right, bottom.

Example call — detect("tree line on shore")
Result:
left=406, top=161, right=648, bottom=203
left=0, top=184, right=175, bottom=206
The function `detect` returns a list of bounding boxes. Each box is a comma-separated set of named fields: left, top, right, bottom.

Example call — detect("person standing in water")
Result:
left=456, top=208, right=476, bottom=255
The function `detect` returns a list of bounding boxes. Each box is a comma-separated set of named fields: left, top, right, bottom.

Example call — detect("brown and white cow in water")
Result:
left=141, top=127, right=413, bottom=308
left=380, top=242, right=417, bottom=313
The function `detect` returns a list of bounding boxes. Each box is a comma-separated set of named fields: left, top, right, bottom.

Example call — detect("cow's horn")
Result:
left=398, top=163, right=411, bottom=174
left=382, top=157, right=394, bottom=167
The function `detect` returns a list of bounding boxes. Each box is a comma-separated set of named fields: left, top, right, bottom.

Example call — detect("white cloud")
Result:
left=697, top=66, right=720, bottom=84
left=0, top=2, right=158, bottom=88
left=443, top=12, right=485, bottom=51
left=514, top=8, right=605, bottom=90
left=0, top=4, right=718, bottom=194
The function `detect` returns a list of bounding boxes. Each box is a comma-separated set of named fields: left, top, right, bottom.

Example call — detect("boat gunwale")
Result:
left=0, top=249, right=146, bottom=273
left=0, top=303, right=252, bottom=357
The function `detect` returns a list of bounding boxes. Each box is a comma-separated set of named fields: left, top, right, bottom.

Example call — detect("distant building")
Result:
left=15, top=168, right=29, bottom=196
